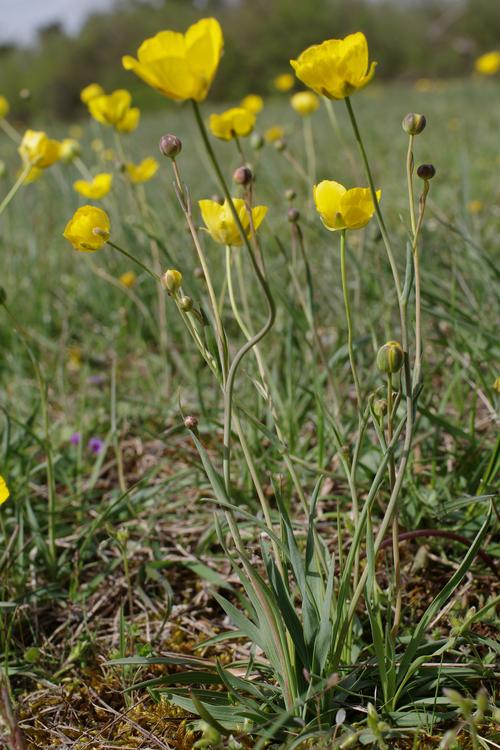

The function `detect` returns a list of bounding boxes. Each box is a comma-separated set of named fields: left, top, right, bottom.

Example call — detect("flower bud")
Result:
left=250, top=132, right=264, bottom=150
left=285, top=188, right=296, bottom=201
left=184, top=415, right=198, bottom=431
left=233, top=165, right=253, bottom=186
left=402, top=113, right=426, bottom=136
left=211, top=193, right=224, bottom=205
left=163, top=269, right=182, bottom=294
left=159, top=133, right=182, bottom=159
left=376, top=341, right=404, bottom=374
left=288, top=207, right=300, bottom=223
left=417, top=163, right=436, bottom=181
left=373, top=398, right=387, bottom=417
left=274, top=138, right=286, bottom=152
left=179, top=295, right=193, bottom=312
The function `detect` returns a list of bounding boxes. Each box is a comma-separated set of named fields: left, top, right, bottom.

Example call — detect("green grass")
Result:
left=0, top=78, right=499, bottom=748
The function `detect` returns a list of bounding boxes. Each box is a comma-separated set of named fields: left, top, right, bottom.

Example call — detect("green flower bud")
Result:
left=373, top=398, right=387, bottom=417
left=417, top=163, right=436, bottom=181
left=402, top=113, right=426, bottom=135
left=159, top=133, right=182, bottom=159
left=163, top=269, right=182, bottom=294
left=250, top=132, right=264, bottom=150
left=285, top=188, right=296, bottom=201
left=376, top=341, right=404, bottom=374
left=179, top=295, right=193, bottom=312
left=274, top=138, right=286, bottom=152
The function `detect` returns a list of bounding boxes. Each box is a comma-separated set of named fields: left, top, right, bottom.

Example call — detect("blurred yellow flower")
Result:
left=120, top=271, right=137, bottom=288
left=67, top=346, right=82, bottom=372
left=101, top=148, right=115, bottom=161
left=69, top=125, right=84, bottom=139
left=122, top=18, right=223, bottom=102
left=116, top=106, right=140, bottom=133
left=23, top=167, right=43, bottom=184
left=291, top=32, right=376, bottom=99
left=240, top=94, right=264, bottom=114
left=274, top=73, right=294, bottom=92
left=125, top=157, right=159, bottom=183
left=91, top=138, right=104, bottom=153
left=18, top=130, right=61, bottom=168
left=73, top=173, right=113, bottom=200
left=63, top=205, right=110, bottom=251
left=0, top=95, right=10, bottom=118
left=414, top=78, right=436, bottom=93
left=88, top=90, right=136, bottom=130
left=313, top=180, right=380, bottom=231
left=60, top=138, right=82, bottom=163
left=199, top=198, right=267, bottom=246
left=467, top=200, right=483, bottom=214
left=0, top=474, right=10, bottom=505
left=474, top=51, right=500, bottom=76
left=264, top=125, right=285, bottom=143
left=493, top=377, right=500, bottom=394
left=209, top=107, right=255, bottom=141
left=290, top=91, right=320, bottom=116
left=80, top=82, right=104, bottom=104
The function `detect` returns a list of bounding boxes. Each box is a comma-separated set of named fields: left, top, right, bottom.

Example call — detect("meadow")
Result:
left=0, top=23, right=499, bottom=749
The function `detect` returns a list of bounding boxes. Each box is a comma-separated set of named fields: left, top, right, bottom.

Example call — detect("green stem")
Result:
left=340, top=230, right=362, bottom=410
left=106, top=241, right=161, bottom=282
left=0, top=118, right=21, bottom=144
left=0, top=163, right=31, bottom=217
left=303, top=116, right=316, bottom=186
left=406, top=135, right=417, bottom=237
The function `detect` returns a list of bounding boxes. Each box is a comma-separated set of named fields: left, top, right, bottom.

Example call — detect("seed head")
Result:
left=376, top=341, right=404, bottom=374
left=163, top=269, right=182, bottom=294
left=402, top=113, right=427, bottom=136
left=416, top=163, right=436, bottom=181
left=233, top=165, right=253, bottom=186
left=159, top=133, right=182, bottom=159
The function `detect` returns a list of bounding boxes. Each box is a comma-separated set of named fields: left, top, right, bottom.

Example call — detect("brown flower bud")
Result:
left=233, top=165, right=253, bottom=186
left=184, top=415, right=198, bottom=431
left=288, top=207, right=300, bottom=223
left=416, top=163, right=436, bottom=181
left=159, top=134, right=182, bottom=159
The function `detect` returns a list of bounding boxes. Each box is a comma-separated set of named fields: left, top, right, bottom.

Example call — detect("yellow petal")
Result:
left=0, top=474, right=10, bottom=505
left=63, top=205, right=110, bottom=251
left=313, top=180, right=347, bottom=230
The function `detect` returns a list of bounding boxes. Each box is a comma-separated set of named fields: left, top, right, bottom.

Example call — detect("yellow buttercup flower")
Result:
left=0, top=95, right=10, bottom=118
left=60, top=138, right=82, bottom=163
left=122, top=18, right=223, bottom=102
left=63, top=205, right=110, bottom=252
left=73, top=173, right=113, bottom=200
left=290, top=91, right=320, bottom=116
left=291, top=32, right=376, bottom=99
left=199, top=198, right=267, bottom=246
left=125, top=157, right=159, bottom=183
left=240, top=94, right=264, bottom=114
left=80, top=82, right=104, bottom=104
left=313, top=180, right=380, bottom=231
left=18, top=130, right=61, bottom=168
left=474, top=51, right=500, bottom=76
left=0, top=475, right=9, bottom=505
left=120, top=271, right=137, bottom=288
left=116, top=107, right=140, bottom=133
left=467, top=200, right=483, bottom=215
left=264, top=125, right=285, bottom=143
left=493, top=377, right=500, bottom=394
left=274, top=73, right=294, bottom=92
left=88, top=90, right=134, bottom=128
left=209, top=107, right=255, bottom=141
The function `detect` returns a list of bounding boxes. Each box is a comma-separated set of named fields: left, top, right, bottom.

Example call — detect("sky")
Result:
left=0, top=0, right=117, bottom=45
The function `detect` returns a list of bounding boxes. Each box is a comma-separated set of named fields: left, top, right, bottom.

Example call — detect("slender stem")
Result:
left=0, top=118, right=21, bottom=144
left=106, top=240, right=161, bottom=282
left=387, top=372, right=402, bottom=635
left=192, top=99, right=275, bottom=493
left=340, top=230, right=362, bottom=410
left=0, top=163, right=31, bottom=217
left=406, top=135, right=417, bottom=237
left=303, top=117, right=316, bottom=186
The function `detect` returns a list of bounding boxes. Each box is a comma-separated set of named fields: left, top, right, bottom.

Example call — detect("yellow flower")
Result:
left=80, top=82, right=105, bottom=103
left=0, top=95, right=10, bottom=118
left=73, top=173, right=113, bottom=200
left=493, top=377, right=500, bottom=394
left=120, top=270, right=137, bottom=288
left=264, top=125, right=285, bottom=143
left=63, top=205, right=110, bottom=251
left=199, top=198, right=267, bottom=246
left=0, top=475, right=10, bottom=505
left=290, top=91, right=320, bottom=116
left=23, top=167, right=43, bottom=184
left=467, top=200, right=483, bottom=215
left=474, top=51, right=500, bottom=76
left=274, top=73, right=294, bottom=92
left=116, top=107, right=140, bottom=133
left=67, top=346, right=82, bottom=372
left=240, top=94, right=264, bottom=114
left=102, top=148, right=115, bottom=162
left=18, top=130, right=61, bottom=169
left=122, top=18, right=223, bottom=102
left=91, top=138, right=104, bottom=153
left=290, top=32, right=376, bottom=99
left=209, top=107, right=255, bottom=141
left=60, top=138, right=82, bottom=163
left=125, top=157, right=159, bottom=183
left=313, top=180, right=380, bottom=231
left=88, top=90, right=134, bottom=128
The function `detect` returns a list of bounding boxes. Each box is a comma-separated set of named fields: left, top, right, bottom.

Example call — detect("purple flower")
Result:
left=87, top=374, right=106, bottom=387
left=70, top=432, right=82, bottom=446
left=88, top=437, right=104, bottom=454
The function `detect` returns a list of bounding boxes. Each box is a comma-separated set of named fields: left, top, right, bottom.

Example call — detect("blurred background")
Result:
left=0, top=0, right=499, bottom=121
